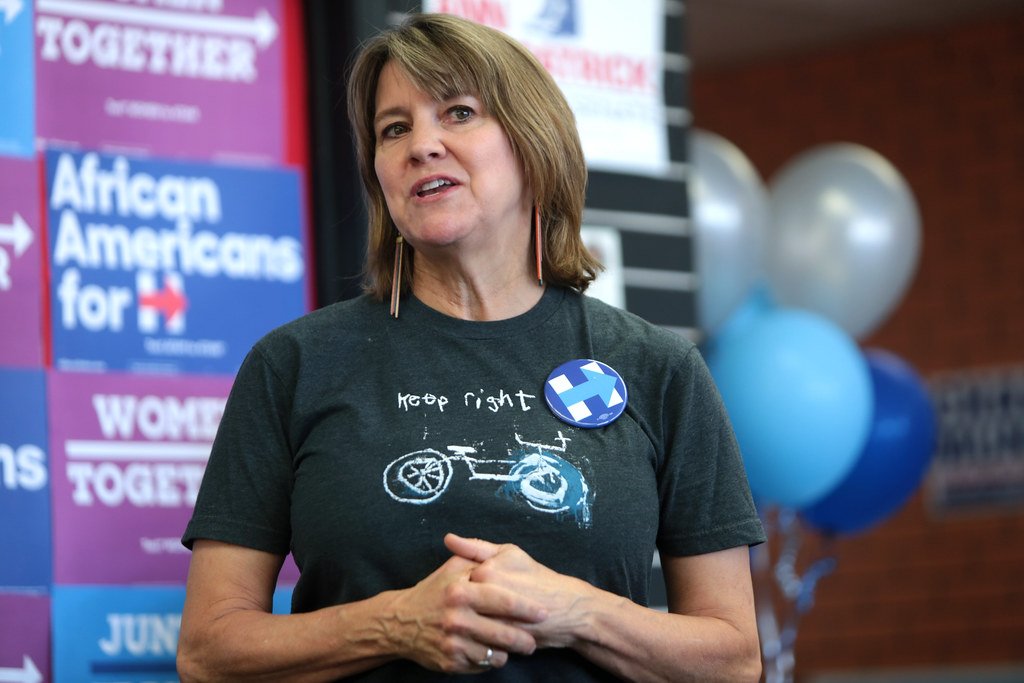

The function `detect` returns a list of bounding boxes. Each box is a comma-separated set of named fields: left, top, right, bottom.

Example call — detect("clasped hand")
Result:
left=386, top=533, right=594, bottom=673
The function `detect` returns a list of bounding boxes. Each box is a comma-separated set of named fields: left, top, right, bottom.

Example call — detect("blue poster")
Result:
left=0, top=0, right=35, bottom=157
left=53, top=585, right=184, bottom=683
left=53, top=585, right=293, bottom=682
left=0, top=368, right=51, bottom=588
left=46, top=149, right=309, bottom=375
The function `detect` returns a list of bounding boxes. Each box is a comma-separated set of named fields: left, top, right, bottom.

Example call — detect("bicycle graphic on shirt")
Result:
left=383, top=431, right=592, bottom=527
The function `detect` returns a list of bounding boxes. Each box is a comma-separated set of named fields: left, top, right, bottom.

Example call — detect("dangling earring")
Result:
left=534, top=205, right=543, bottom=286
left=390, top=235, right=404, bottom=318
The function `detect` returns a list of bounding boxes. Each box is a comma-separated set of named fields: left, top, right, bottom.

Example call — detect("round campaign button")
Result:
left=544, top=359, right=627, bottom=428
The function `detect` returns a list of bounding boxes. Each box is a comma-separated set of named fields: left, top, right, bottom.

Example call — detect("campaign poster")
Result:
left=425, top=0, right=669, bottom=177
left=927, top=365, right=1024, bottom=513
left=53, top=585, right=184, bottom=683
left=0, top=369, right=51, bottom=588
left=0, top=156, right=44, bottom=367
left=52, top=584, right=295, bottom=682
left=35, top=0, right=285, bottom=164
left=45, top=149, right=308, bottom=375
left=0, top=592, right=50, bottom=683
left=0, top=0, right=35, bottom=157
left=581, top=225, right=625, bottom=309
left=49, top=370, right=233, bottom=584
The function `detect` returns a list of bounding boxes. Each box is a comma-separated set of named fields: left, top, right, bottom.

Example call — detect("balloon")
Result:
left=699, top=282, right=774, bottom=359
left=801, top=349, right=936, bottom=535
left=765, top=143, right=921, bottom=339
left=706, top=308, right=872, bottom=508
left=713, top=282, right=774, bottom=341
left=690, top=129, right=768, bottom=335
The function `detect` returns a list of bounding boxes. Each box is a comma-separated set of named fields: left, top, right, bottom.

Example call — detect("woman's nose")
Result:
left=407, top=123, right=446, bottom=163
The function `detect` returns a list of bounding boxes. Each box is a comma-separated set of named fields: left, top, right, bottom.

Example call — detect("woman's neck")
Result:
left=411, top=250, right=544, bottom=321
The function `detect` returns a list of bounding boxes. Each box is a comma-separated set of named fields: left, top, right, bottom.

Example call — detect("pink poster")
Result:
left=0, top=156, right=44, bottom=367
left=35, top=0, right=285, bottom=164
left=0, top=592, right=50, bottom=683
left=49, top=369, right=234, bottom=584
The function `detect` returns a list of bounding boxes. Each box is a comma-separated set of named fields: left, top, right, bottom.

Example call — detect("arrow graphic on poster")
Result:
left=0, top=656, right=42, bottom=683
left=0, top=0, right=24, bottom=25
left=36, top=0, right=279, bottom=47
left=139, top=278, right=188, bottom=322
left=0, top=213, right=33, bottom=258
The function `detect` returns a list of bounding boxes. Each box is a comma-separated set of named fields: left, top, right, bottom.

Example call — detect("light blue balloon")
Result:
left=711, top=282, right=775, bottom=342
left=707, top=309, right=873, bottom=508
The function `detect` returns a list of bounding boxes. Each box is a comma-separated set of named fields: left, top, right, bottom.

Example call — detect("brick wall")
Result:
left=691, top=13, right=1024, bottom=677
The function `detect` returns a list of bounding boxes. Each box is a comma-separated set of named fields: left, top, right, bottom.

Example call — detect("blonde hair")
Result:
left=347, top=12, right=600, bottom=300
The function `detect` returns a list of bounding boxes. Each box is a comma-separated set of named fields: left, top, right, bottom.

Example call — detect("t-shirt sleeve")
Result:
left=656, top=345, right=766, bottom=556
left=181, top=344, right=295, bottom=555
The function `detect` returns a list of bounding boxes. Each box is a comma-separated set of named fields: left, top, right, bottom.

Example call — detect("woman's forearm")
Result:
left=568, top=588, right=762, bottom=683
left=448, top=536, right=762, bottom=683
left=177, top=543, right=544, bottom=681
left=177, top=590, right=402, bottom=683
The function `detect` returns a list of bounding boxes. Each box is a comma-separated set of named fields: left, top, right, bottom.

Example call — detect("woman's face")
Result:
left=373, top=62, right=531, bottom=260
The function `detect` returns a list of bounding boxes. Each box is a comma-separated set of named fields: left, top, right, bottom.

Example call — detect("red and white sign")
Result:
left=426, top=0, right=670, bottom=176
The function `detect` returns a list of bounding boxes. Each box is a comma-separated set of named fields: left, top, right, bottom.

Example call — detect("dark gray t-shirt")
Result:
left=183, top=287, right=764, bottom=681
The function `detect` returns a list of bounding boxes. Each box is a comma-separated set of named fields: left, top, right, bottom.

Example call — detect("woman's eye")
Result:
left=448, top=105, right=474, bottom=122
left=381, top=123, right=407, bottom=138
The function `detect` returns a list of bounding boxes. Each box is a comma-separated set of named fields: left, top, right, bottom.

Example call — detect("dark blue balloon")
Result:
left=801, top=348, right=937, bottom=535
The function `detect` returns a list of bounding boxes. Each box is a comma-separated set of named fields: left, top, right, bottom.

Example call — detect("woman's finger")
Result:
left=427, top=594, right=537, bottom=661
left=444, top=532, right=501, bottom=562
left=457, top=579, right=548, bottom=624
left=469, top=645, right=509, bottom=670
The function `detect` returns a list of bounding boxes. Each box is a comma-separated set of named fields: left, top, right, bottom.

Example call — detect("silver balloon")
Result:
left=766, top=144, right=921, bottom=339
left=690, top=129, right=768, bottom=334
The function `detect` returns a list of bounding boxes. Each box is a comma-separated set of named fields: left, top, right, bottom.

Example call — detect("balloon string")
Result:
left=754, top=507, right=838, bottom=683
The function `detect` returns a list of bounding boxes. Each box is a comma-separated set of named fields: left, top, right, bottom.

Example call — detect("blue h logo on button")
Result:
left=544, top=359, right=627, bottom=428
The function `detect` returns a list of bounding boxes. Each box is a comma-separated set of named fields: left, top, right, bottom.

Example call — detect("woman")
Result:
left=178, top=12, right=765, bottom=682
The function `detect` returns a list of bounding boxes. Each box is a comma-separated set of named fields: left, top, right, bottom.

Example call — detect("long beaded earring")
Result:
left=390, top=235, right=404, bottom=318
